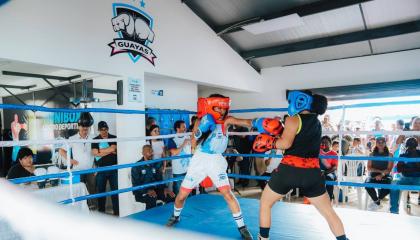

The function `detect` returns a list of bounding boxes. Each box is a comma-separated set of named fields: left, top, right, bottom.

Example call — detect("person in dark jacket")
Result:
left=390, top=137, right=420, bottom=214
left=131, top=145, right=175, bottom=210
left=7, top=147, right=34, bottom=180
left=364, top=137, right=393, bottom=211
left=91, top=121, right=119, bottom=216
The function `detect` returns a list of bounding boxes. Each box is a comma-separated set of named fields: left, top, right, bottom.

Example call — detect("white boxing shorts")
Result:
left=180, top=150, right=230, bottom=192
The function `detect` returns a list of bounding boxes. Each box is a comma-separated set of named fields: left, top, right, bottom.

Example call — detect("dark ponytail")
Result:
left=311, top=94, right=328, bottom=115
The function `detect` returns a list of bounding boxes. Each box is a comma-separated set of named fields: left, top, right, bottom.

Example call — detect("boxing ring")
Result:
left=1, top=100, right=420, bottom=239
left=129, top=194, right=420, bottom=240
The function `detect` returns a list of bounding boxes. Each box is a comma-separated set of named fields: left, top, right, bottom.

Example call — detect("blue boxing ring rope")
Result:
left=2, top=99, right=420, bottom=209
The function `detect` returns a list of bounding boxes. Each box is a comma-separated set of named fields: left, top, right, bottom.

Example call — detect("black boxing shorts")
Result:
left=268, top=163, right=326, bottom=198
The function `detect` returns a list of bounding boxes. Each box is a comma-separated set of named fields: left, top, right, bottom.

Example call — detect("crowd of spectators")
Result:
left=7, top=113, right=420, bottom=215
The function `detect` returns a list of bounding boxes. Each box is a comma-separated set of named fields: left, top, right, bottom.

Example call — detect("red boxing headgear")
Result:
left=197, top=97, right=230, bottom=123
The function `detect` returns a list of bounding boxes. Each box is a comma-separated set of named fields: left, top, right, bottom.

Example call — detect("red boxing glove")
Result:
left=252, top=118, right=284, bottom=135
left=266, top=119, right=284, bottom=135
left=253, top=134, right=277, bottom=153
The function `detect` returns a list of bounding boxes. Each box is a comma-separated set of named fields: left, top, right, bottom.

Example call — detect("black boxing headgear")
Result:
left=78, top=112, right=94, bottom=127
left=405, top=137, right=418, bottom=149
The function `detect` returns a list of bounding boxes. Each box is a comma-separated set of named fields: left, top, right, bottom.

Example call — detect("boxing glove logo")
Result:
left=108, top=2, right=157, bottom=65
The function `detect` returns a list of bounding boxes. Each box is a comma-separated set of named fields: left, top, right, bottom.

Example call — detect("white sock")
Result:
left=233, top=211, right=245, bottom=228
left=174, top=206, right=182, bottom=217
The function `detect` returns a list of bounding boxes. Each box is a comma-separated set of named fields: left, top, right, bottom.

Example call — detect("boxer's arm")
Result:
left=273, top=116, right=299, bottom=150
left=224, top=116, right=252, bottom=129
left=191, top=118, right=200, bottom=151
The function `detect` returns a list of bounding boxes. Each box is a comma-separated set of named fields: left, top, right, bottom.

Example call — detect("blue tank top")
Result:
left=198, top=124, right=228, bottom=154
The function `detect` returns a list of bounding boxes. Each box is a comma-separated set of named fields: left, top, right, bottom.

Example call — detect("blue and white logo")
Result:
left=108, top=1, right=157, bottom=65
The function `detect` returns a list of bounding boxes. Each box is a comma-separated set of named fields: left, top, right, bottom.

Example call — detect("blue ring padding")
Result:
left=224, top=153, right=420, bottom=162
left=230, top=108, right=288, bottom=113
left=0, top=104, right=194, bottom=115
left=10, top=154, right=193, bottom=184
left=227, top=174, right=420, bottom=191
left=59, top=176, right=184, bottom=204
left=10, top=153, right=420, bottom=184
left=60, top=173, right=420, bottom=204
left=341, top=156, right=420, bottom=162
left=327, top=99, right=420, bottom=111
left=224, top=153, right=280, bottom=158
left=2, top=100, right=420, bottom=115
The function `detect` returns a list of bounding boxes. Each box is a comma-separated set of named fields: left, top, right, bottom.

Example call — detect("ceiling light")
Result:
left=242, top=13, right=304, bottom=35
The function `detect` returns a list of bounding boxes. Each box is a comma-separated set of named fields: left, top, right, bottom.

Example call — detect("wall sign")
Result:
left=151, top=90, right=163, bottom=96
left=108, top=1, right=157, bottom=65
left=128, top=78, right=143, bottom=103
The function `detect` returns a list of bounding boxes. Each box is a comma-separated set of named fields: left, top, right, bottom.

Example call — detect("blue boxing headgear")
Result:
left=287, top=91, right=313, bottom=116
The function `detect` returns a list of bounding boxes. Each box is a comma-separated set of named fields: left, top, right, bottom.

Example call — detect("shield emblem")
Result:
left=112, top=3, right=154, bottom=63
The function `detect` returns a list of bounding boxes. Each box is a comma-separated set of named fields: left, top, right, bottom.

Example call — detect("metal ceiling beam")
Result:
left=182, top=0, right=216, bottom=32
left=214, top=0, right=372, bottom=35
left=2, top=71, right=81, bottom=81
left=2, top=87, right=28, bottom=106
left=0, top=84, right=36, bottom=90
left=42, top=78, right=77, bottom=107
left=305, top=78, right=420, bottom=101
left=241, top=20, right=420, bottom=60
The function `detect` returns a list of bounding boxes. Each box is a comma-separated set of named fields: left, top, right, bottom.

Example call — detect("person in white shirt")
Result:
left=167, top=120, right=191, bottom=195
left=258, top=149, right=282, bottom=190
left=349, top=137, right=365, bottom=155
left=321, top=114, right=335, bottom=133
left=59, top=112, right=95, bottom=207
left=147, top=125, right=167, bottom=173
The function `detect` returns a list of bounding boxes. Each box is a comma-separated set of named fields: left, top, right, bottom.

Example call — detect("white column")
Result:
left=116, top=75, right=145, bottom=217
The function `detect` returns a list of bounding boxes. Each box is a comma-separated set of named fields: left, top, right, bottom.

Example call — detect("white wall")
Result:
left=0, top=0, right=261, bottom=92
left=115, top=77, right=145, bottom=217
left=199, top=49, right=420, bottom=118
left=0, top=0, right=263, bottom=216
left=145, top=73, right=197, bottom=111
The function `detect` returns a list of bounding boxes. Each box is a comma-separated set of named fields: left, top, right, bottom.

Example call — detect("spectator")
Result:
left=59, top=112, right=96, bottom=208
left=259, top=149, right=281, bottom=190
left=390, top=119, right=404, bottom=154
left=225, top=146, right=243, bottom=176
left=349, top=137, right=365, bottom=155
left=319, top=136, right=338, bottom=201
left=91, top=121, right=119, bottom=216
left=321, top=114, right=335, bottom=132
left=131, top=145, right=175, bottom=209
left=332, top=141, right=339, bottom=154
left=230, top=125, right=253, bottom=187
left=167, top=120, right=191, bottom=195
left=7, top=147, right=34, bottom=180
left=188, top=116, right=198, bottom=132
left=396, top=117, right=420, bottom=155
left=343, top=135, right=353, bottom=145
left=365, top=137, right=393, bottom=211
left=370, top=118, right=388, bottom=143
left=147, top=125, right=167, bottom=173
left=390, top=138, right=420, bottom=214
left=366, top=137, right=376, bottom=153
left=411, top=117, right=420, bottom=143
left=411, top=116, right=419, bottom=128
left=146, top=117, right=157, bottom=132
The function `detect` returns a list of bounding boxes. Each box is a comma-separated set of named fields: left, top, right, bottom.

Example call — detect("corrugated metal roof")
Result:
left=186, top=0, right=420, bottom=69
left=371, top=31, right=420, bottom=53
left=362, top=0, right=420, bottom=28
left=224, top=5, right=365, bottom=51
left=253, top=41, right=371, bottom=69
left=185, top=0, right=319, bottom=27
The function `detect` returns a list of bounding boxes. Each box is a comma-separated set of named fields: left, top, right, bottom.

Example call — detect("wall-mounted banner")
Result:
left=108, top=1, right=157, bottom=65
left=151, top=90, right=163, bottom=96
left=128, top=78, right=143, bottom=103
